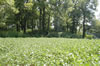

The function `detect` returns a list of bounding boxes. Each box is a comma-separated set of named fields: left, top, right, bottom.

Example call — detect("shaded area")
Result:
left=0, top=0, right=99, bottom=38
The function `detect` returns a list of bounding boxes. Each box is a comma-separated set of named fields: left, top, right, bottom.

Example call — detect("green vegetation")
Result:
left=0, top=0, right=99, bottom=38
left=0, top=31, right=81, bottom=38
left=0, top=38, right=100, bottom=65
left=85, top=35, right=95, bottom=39
left=0, top=0, right=100, bottom=65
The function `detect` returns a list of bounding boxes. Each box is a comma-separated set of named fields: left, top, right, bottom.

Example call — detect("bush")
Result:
left=0, top=31, right=81, bottom=38
left=93, top=33, right=100, bottom=38
left=85, top=35, right=94, bottom=39
left=0, top=31, right=25, bottom=37
left=47, top=32, right=59, bottom=37
left=47, top=32, right=81, bottom=38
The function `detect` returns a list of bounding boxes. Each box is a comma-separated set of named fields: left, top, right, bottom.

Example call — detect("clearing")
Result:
left=0, top=38, right=100, bottom=65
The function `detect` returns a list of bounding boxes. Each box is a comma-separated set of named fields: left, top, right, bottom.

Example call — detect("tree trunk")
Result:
left=72, top=17, right=75, bottom=34
left=15, top=13, right=20, bottom=32
left=16, top=23, right=20, bottom=32
left=39, top=8, right=42, bottom=31
left=23, top=21, right=27, bottom=33
left=23, top=15, right=27, bottom=33
left=38, top=0, right=42, bottom=31
left=31, top=19, right=34, bottom=32
left=20, top=21, right=24, bottom=30
left=42, top=6, right=46, bottom=32
left=82, top=13, right=86, bottom=38
left=48, top=14, right=50, bottom=31
left=66, top=22, right=69, bottom=32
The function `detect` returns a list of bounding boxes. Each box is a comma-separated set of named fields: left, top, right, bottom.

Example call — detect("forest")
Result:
left=0, top=0, right=100, bottom=38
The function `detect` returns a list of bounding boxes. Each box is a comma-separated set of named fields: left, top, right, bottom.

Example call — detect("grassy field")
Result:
left=0, top=38, right=100, bottom=66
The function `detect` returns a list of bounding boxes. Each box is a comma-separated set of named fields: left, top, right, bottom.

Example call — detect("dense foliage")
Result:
left=0, top=0, right=99, bottom=38
left=0, top=38, right=100, bottom=65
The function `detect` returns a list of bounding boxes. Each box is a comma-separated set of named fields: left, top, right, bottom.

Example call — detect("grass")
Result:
left=0, top=38, right=100, bottom=66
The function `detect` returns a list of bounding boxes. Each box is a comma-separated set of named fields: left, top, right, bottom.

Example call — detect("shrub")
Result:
left=85, top=34, right=94, bottom=39
left=47, top=32, right=81, bottom=38
left=0, top=31, right=81, bottom=38
left=0, top=31, right=24, bottom=37
left=47, top=32, right=59, bottom=37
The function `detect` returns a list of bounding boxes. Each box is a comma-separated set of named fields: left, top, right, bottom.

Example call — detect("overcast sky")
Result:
left=95, top=0, right=100, bottom=19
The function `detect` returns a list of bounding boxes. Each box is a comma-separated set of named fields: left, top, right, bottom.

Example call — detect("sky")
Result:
left=95, top=0, right=100, bottom=19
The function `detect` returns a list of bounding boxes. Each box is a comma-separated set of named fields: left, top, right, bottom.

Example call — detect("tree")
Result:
left=0, top=0, right=98, bottom=38
left=79, top=0, right=97, bottom=38
left=14, top=0, right=25, bottom=32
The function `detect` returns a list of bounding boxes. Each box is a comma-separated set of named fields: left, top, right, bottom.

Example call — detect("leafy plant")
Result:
left=0, top=38, right=99, bottom=65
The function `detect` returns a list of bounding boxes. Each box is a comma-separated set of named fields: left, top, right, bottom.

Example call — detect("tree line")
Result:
left=0, top=0, right=98, bottom=38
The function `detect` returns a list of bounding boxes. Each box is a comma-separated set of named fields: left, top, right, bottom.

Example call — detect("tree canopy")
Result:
left=0, top=0, right=99, bottom=38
